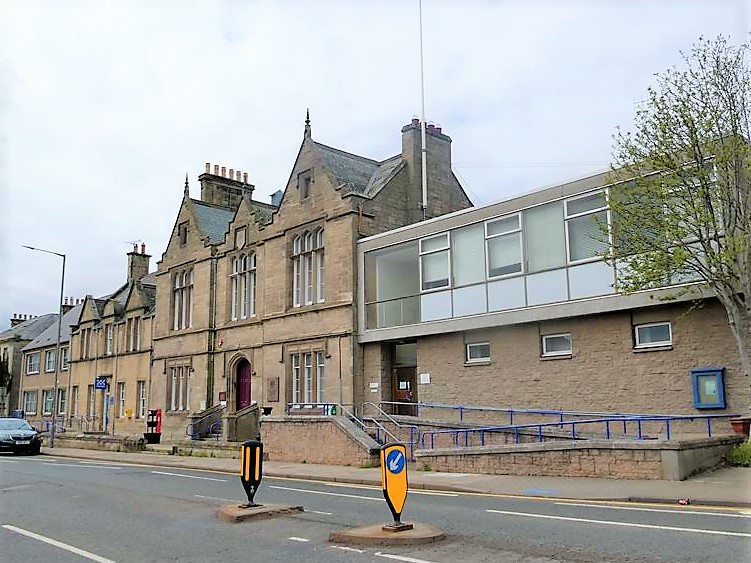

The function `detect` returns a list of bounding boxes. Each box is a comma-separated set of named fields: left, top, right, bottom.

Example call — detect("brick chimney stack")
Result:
left=127, top=242, right=151, bottom=282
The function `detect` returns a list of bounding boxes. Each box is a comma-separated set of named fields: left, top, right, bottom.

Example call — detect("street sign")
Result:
left=94, top=376, right=107, bottom=390
left=239, top=440, right=263, bottom=508
left=380, top=443, right=410, bottom=528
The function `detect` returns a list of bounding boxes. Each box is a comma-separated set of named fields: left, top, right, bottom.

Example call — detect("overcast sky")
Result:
left=1, top=0, right=748, bottom=331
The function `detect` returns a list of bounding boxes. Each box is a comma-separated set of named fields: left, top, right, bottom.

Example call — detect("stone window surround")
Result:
left=290, top=225, right=325, bottom=309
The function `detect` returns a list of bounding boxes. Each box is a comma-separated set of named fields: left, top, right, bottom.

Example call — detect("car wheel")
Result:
left=29, top=443, right=41, bottom=456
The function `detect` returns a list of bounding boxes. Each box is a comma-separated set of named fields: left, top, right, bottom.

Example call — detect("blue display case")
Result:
left=691, top=367, right=726, bottom=409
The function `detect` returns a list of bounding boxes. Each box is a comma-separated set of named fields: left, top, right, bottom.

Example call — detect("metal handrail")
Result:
left=418, top=413, right=740, bottom=449
left=186, top=406, right=226, bottom=439
left=362, top=402, right=420, bottom=459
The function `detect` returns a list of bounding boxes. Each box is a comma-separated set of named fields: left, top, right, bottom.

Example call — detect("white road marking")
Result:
left=375, top=552, right=438, bottom=563
left=2, top=524, right=116, bottom=563
left=307, top=510, right=333, bottom=515
left=331, top=545, right=366, bottom=553
left=195, top=494, right=244, bottom=503
left=486, top=509, right=751, bottom=538
left=269, top=485, right=379, bottom=501
left=43, top=463, right=118, bottom=469
left=322, top=481, right=458, bottom=497
left=0, top=459, right=19, bottom=463
left=78, top=461, right=123, bottom=467
left=555, top=502, right=751, bottom=519
left=288, top=536, right=310, bottom=542
left=151, top=470, right=226, bottom=482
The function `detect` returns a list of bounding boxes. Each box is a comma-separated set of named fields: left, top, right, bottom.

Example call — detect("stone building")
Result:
left=0, top=314, right=57, bottom=416
left=357, top=169, right=750, bottom=419
left=152, top=116, right=472, bottom=439
left=62, top=245, right=155, bottom=435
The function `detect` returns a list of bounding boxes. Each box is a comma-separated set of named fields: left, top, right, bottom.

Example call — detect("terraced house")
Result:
left=152, top=116, right=471, bottom=440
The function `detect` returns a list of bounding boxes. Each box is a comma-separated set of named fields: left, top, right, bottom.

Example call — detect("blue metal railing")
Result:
left=418, top=413, right=740, bottom=450
left=362, top=402, right=421, bottom=460
left=186, top=406, right=225, bottom=439
left=42, top=417, right=66, bottom=434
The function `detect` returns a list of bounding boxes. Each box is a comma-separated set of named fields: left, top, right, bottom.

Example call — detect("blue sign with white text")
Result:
left=386, top=448, right=405, bottom=474
left=94, top=376, right=107, bottom=390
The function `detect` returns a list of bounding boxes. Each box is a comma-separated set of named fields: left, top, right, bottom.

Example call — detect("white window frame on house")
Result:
left=465, top=342, right=491, bottom=363
left=419, top=233, right=451, bottom=292
left=87, top=384, right=96, bottom=417
left=26, top=352, right=40, bottom=375
left=71, top=385, right=79, bottom=417
left=137, top=380, right=147, bottom=419
left=634, top=321, right=672, bottom=349
left=105, top=324, right=114, bottom=355
left=541, top=333, right=573, bottom=357
left=484, top=213, right=523, bottom=279
left=564, top=190, right=610, bottom=265
left=60, top=347, right=69, bottom=370
left=24, top=390, right=37, bottom=415
left=42, top=389, right=54, bottom=415
left=303, top=352, right=313, bottom=403
left=57, top=388, right=66, bottom=416
left=316, top=351, right=325, bottom=404
left=292, top=229, right=325, bottom=308
left=45, top=350, right=56, bottom=372
left=172, top=269, right=194, bottom=330
left=117, top=382, right=125, bottom=418
left=290, top=351, right=325, bottom=407
left=126, top=318, right=140, bottom=352
left=232, top=253, right=257, bottom=320
left=167, top=366, right=190, bottom=412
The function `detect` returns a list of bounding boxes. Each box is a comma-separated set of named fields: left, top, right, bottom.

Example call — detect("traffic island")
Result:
left=217, top=503, right=304, bottom=523
left=329, top=523, right=446, bottom=546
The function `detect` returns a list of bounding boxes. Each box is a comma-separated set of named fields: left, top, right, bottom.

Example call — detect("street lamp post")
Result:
left=22, top=245, right=66, bottom=449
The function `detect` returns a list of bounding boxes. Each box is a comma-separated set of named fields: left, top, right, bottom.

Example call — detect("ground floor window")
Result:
left=167, top=366, right=191, bottom=411
left=137, top=381, right=147, bottom=418
left=290, top=351, right=325, bottom=406
left=87, top=385, right=96, bottom=417
left=71, top=386, right=79, bottom=416
left=57, top=388, right=67, bottom=415
left=24, top=391, right=37, bottom=415
left=117, top=382, right=126, bottom=418
left=42, top=389, right=54, bottom=415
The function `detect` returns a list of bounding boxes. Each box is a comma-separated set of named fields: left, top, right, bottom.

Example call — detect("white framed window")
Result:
left=291, top=354, right=301, bottom=403
left=466, top=342, right=491, bottom=363
left=292, top=230, right=324, bottom=307
left=565, top=190, right=609, bottom=263
left=303, top=352, right=313, bottom=403
left=60, top=347, right=69, bottom=370
left=542, top=333, right=572, bottom=357
left=26, top=352, right=40, bottom=375
left=173, top=269, right=194, bottom=330
left=231, top=255, right=256, bottom=320
left=42, top=389, right=54, bottom=415
left=247, top=253, right=257, bottom=317
left=71, top=386, right=79, bottom=416
left=24, top=390, right=37, bottom=414
left=316, top=351, right=325, bottom=403
left=87, top=385, right=96, bottom=417
left=634, top=322, right=672, bottom=348
left=420, top=233, right=450, bottom=291
left=137, top=381, right=147, bottom=418
left=57, top=388, right=66, bottom=416
left=45, top=350, right=56, bottom=372
left=127, top=318, right=140, bottom=352
left=105, top=324, right=114, bottom=355
left=485, top=213, right=523, bottom=279
left=117, top=382, right=125, bottom=418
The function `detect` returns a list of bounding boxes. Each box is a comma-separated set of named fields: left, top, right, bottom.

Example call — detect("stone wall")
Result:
left=261, top=416, right=379, bottom=466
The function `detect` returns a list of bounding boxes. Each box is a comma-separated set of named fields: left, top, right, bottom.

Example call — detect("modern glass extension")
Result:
left=364, top=181, right=704, bottom=331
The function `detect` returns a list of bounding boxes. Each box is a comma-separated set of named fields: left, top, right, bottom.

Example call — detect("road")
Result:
left=1, top=454, right=749, bottom=563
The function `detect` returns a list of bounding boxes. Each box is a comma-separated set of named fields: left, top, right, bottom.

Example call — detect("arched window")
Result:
left=292, top=229, right=325, bottom=307
left=172, top=268, right=194, bottom=330
left=231, top=253, right=257, bottom=320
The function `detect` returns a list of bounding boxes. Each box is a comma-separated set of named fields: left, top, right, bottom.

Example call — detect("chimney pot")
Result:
left=141, top=242, right=146, bottom=254
left=214, top=164, right=219, bottom=175
left=243, top=172, right=248, bottom=184
left=236, top=171, right=241, bottom=181
left=133, top=243, right=138, bottom=253
left=436, top=126, right=442, bottom=134
left=411, top=117, right=419, bottom=126
left=229, top=168, right=234, bottom=179
left=205, top=163, right=210, bottom=173
left=221, top=166, right=226, bottom=177
left=427, top=122, right=435, bottom=130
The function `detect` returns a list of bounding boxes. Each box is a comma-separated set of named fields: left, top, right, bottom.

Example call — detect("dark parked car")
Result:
left=0, top=418, right=42, bottom=455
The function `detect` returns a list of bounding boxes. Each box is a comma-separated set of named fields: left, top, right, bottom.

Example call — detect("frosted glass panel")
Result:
left=569, top=261, right=615, bottom=299
left=452, top=285, right=487, bottom=317
left=525, top=201, right=565, bottom=273
left=421, top=251, right=449, bottom=290
left=452, top=224, right=485, bottom=286
left=421, top=291, right=452, bottom=321
left=526, top=269, right=568, bottom=306
left=488, top=276, right=526, bottom=311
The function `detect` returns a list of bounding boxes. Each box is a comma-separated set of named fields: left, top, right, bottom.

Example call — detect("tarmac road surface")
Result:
left=1, top=454, right=749, bottom=563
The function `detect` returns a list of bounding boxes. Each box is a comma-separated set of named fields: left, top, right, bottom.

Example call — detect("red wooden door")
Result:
left=236, top=360, right=252, bottom=410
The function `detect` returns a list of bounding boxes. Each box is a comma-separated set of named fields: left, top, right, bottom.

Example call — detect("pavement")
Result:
left=39, top=446, right=751, bottom=508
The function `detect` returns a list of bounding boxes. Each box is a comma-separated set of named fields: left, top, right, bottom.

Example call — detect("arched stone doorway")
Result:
left=236, top=359, right=252, bottom=410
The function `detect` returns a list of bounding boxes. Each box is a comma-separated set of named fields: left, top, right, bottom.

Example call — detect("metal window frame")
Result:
left=465, top=341, right=491, bottom=363
left=541, top=333, right=573, bottom=357
left=634, top=321, right=672, bottom=348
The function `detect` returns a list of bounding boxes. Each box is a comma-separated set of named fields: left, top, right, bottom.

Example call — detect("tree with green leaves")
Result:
left=607, top=36, right=751, bottom=412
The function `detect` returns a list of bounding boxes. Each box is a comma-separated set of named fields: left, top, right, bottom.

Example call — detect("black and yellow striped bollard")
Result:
left=239, top=439, right=263, bottom=508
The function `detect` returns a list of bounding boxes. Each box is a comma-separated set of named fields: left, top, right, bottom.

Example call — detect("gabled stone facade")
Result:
left=152, top=118, right=472, bottom=439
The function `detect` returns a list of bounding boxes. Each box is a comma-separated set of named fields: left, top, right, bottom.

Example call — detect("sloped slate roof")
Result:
left=192, top=200, right=235, bottom=244
left=22, top=303, right=84, bottom=352
left=0, top=314, right=57, bottom=342
left=314, top=142, right=403, bottom=198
